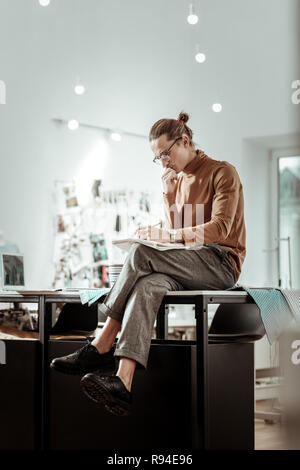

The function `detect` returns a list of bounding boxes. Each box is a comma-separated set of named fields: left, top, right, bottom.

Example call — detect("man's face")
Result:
left=150, top=134, right=190, bottom=173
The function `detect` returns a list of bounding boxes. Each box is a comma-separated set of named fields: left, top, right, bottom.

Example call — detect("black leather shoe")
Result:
left=50, top=339, right=116, bottom=375
left=80, top=373, right=132, bottom=416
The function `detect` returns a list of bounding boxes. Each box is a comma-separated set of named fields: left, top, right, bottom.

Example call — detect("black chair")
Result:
left=50, top=293, right=109, bottom=334
left=51, top=302, right=99, bottom=334
left=209, top=303, right=265, bottom=342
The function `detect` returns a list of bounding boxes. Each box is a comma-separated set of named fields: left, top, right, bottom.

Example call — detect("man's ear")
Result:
left=182, top=134, right=189, bottom=147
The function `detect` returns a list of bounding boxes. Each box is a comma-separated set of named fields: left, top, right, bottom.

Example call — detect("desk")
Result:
left=0, top=290, right=253, bottom=450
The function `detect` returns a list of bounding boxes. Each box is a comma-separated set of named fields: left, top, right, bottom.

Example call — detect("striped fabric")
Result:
left=80, top=287, right=110, bottom=306
left=279, top=289, right=300, bottom=320
left=227, top=285, right=296, bottom=344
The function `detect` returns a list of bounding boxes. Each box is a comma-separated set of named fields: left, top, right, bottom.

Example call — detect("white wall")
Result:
left=240, top=140, right=271, bottom=286
left=0, top=0, right=299, bottom=291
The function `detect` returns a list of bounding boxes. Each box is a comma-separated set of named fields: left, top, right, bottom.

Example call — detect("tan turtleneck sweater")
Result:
left=163, top=149, right=246, bottom=281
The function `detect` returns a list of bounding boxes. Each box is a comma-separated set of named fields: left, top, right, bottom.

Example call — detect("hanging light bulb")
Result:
left=187, top=4, right=198, bottom=25
left=74, top=77, right=85, bottom=95
left=68, top=119, right=79, bottom=130
left=195, top=52, right=206, bottom=63
left=110, top=132, right=122, bottom=142
left=212, top=103, right=222, bottom=113
left=195, top=44, right=206, bottom=63
left=39, top=0, right=50, bottom=6
left=74, top=84, right=85, bottom=95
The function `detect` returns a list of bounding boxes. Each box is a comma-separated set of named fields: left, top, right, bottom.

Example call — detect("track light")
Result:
left=68, top=119, right=79, bottom=130
left=110, top=132, right=122, bottom=142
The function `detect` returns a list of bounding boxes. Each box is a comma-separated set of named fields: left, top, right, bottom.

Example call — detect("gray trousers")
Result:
left=99, top=242, right=237, bottom=369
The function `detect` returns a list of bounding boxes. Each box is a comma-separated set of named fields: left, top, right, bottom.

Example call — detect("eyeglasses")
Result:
left=152, top=137, right=182, bottom=165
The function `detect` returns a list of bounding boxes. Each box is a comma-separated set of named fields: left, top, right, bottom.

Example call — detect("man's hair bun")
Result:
left=149, top=110, right=194, bottom=148
left=177, top=112, right=189, bottom=124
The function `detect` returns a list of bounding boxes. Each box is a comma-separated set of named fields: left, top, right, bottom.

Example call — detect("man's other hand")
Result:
left=134, top=225, right=170, bottom=242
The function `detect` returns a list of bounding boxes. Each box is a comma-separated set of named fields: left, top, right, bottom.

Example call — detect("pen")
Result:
left=134, top=221, right=162, bottom=236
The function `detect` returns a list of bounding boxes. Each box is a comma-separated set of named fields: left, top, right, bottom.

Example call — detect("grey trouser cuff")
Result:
left=114, top=348, right=147, bottom=370
left=98, top=301, right=123, bottom=323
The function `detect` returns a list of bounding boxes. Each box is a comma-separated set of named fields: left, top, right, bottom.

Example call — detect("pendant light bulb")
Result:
left=195, top=52, right=206, bottom=63
left=212, top=103, right=222, bottom=113
left=195, top=44, right=206, bottom=63
left=187, top=4, right=198, bottom=25
left=74, top=84, right=85, bottom=95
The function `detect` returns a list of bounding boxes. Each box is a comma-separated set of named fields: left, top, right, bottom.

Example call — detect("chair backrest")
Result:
left=209, top=303, right=265, bottom=340
left=51, top=302, right=98, bottom=334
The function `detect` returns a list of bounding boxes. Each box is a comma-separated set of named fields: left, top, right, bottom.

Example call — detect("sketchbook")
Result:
left=112, top=238, right=187, bottom=252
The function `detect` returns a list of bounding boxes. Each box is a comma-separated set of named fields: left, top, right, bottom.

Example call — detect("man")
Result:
left=51, top=112, right=246, bottom=416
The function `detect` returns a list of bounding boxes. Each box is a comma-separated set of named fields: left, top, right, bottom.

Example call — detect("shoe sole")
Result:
left=80, top=375, right=131, bottom=417
left=50, top=362, right=116, bottom=376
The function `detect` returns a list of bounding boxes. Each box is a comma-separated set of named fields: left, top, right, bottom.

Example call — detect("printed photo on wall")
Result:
left=64, top=183, right=78, bottom=208
left=90, top=234, right=108, bottom=262
left=54, top=180, right=79, bottom=213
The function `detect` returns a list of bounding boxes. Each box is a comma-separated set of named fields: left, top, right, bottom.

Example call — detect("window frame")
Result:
left=271, top=147, right=300, bottom=288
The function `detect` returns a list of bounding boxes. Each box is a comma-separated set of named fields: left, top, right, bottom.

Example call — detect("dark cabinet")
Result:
left=48, top=339, right=254, bottom=450
left=0, top=339, right=40, bottom=450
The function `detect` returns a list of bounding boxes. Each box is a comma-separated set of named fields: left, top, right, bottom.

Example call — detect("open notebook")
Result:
left=112, top=238, right=187, bottom=252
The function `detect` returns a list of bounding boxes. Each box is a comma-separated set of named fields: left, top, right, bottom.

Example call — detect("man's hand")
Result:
left=162, top=167, right=178, bottom=195
left=134, top=224, right=170, bottom=242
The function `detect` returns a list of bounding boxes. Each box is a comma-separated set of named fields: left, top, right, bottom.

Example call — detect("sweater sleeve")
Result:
left=180, top=164, right=240, bottom=245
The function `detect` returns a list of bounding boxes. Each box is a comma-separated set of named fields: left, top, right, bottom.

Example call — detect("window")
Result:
left=272, top=149, right=300, bottom=289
